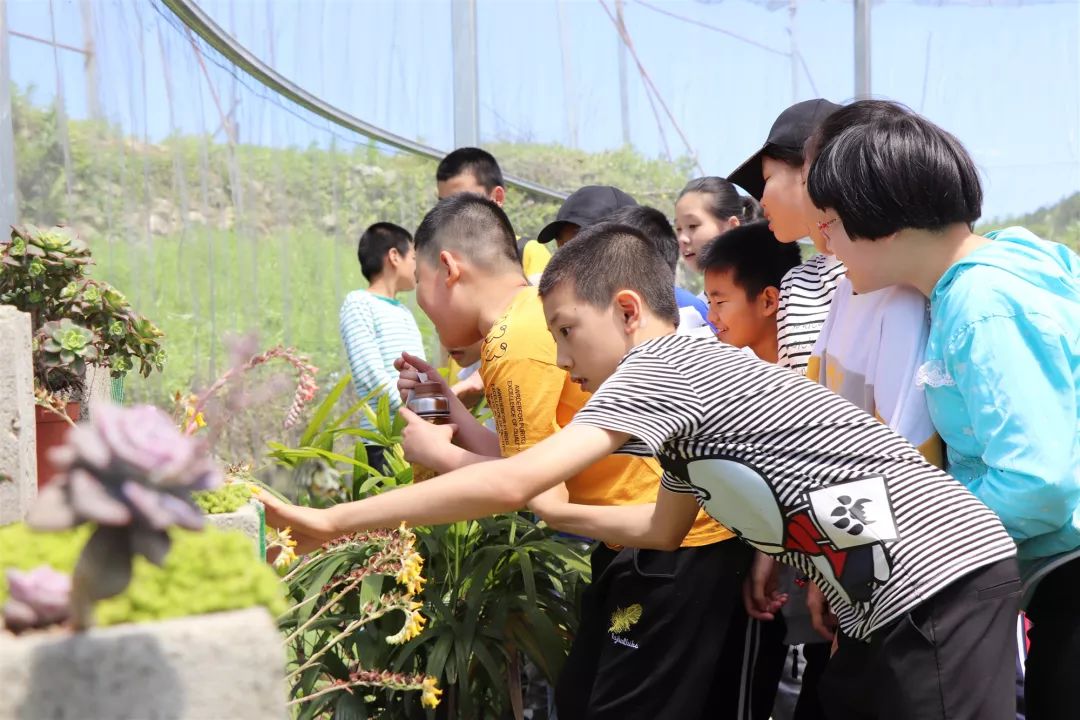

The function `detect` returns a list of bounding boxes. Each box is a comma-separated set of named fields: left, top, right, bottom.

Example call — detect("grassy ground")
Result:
left=90, top=228, right=438, bottom=406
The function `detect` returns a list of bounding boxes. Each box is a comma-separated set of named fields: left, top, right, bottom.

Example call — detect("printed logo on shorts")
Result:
left=608, top=604, right=642, bottom=649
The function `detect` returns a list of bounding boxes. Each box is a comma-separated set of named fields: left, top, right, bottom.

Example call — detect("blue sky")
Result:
left=6, top=0, right=1079, bottom=220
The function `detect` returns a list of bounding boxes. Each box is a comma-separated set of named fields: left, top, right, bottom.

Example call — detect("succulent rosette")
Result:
left=26, top=403, right=222, bottom=628
left=2, top=566, right=72, bottom=634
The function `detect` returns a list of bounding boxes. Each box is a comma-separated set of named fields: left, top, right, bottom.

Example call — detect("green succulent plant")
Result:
left=35, top=319, right=100, bottom=390
left=0, top=225, right=166, bottom=400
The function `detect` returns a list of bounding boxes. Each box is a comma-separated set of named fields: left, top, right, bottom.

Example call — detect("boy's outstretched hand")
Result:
left=742, top=551, right=789, bottom=621
left=255, top=489, right=338, bottom=555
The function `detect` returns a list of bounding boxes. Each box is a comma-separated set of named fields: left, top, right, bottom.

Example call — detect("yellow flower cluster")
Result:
left=395, top=550, right=426, bottom=596
left=386, top=600, right=426, bottom=645
left=384, top=524, right=430, bottom=645
left=268, top=526, right=299, bottom=571
left=421, top=675, right=442, bottom=709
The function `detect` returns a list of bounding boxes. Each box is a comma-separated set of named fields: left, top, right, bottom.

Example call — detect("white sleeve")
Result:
left=870, top=288, right=936, bottom=447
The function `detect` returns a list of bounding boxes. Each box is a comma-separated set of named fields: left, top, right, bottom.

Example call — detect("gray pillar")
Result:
left=616, top=0, right=630, bottom=146
left=0, top=306, right=37, bottom=525
left=854, top=0, right=872, bottom=99
left=0, top=0, right=18, bottom=237
left=451, top=0, right=479, bottom=148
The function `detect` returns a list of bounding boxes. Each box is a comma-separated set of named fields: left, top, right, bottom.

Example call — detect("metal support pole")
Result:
left=616, top=0, right=630, bottom=146
left=80, top=0, right=99, bottom=120
left=854, top=0, right=872, bottom=99
left=556, top=0, right=578, bottom=148
left=450, top=0, right=479, bottom=149
left=0, top=0, right=18, bottom=236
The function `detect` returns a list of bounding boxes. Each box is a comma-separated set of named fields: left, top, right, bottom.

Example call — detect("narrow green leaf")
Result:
left=300, top=375, right=351, bottom=447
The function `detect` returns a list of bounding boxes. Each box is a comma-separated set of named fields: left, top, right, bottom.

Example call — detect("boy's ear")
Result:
left=439, top=250, right=463, bottom=286
left=386, top=247, right=402, bottom=268
left=614, top=290, right=646, bottom=333
left=759, top=286, right=781, bottom=318
left=490, top=186, right=506, bottom=207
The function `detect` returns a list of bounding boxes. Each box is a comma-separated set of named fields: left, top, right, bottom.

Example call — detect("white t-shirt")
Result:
left=808, top=278, right=941, bottom=465
left=776, top=254, right=846, bottom=374
left=572, top=335, right=1015, bottom=640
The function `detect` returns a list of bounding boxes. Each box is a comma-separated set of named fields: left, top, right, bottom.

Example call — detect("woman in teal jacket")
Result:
left=807, top=106, right=1080, bottom=719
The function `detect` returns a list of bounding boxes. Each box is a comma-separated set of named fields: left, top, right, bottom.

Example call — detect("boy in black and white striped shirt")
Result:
left=263, top=223, right=1021, bottom=720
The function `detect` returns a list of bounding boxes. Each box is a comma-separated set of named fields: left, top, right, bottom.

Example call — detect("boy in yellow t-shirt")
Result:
left=282, top=194, right=757, bottom=719
left=435, top=146, right=550, bottom=395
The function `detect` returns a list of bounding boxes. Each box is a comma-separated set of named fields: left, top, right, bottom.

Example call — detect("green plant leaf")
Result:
left=300, top=375, right=351, bottom=447
left=332, top=692, right=369, bottom=720
left=296, top=554, right=349, bottom=626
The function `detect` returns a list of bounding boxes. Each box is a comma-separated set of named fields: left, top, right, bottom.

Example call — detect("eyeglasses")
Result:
left=817, top=217, right=839, bottom=242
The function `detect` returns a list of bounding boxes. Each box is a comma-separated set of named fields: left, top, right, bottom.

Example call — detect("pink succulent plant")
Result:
left=2, top=566, right=72, bottom=634
left=25, top=403, right=222, bottom=629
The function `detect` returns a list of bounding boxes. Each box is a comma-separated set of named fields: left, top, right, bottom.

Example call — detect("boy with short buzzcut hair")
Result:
left=600, top=204, right=713, bottom=336
left=340, top=222, right=426, bottom=472
left=383, top=195, right=751, bottom=720
left=436, top=146, right=551, bottom=283
left=267, top=221, right=1021, bottom=720
left=700, top=221, right=802, bottom=363
left=435, top=147, right=549, bottom=403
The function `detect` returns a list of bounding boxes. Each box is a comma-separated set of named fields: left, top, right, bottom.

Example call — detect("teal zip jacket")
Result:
left=920, top=227, right=1080, bottom=572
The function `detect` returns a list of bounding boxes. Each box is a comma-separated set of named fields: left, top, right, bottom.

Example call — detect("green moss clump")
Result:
left=0, top=523, right=286, bottom=626
left=193, top=482, right=253, bottom=514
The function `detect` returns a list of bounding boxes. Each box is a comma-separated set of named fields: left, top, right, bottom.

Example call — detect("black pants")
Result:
left=555, top=540, right=754, bottom=720
left=363, top=445, right=389, bottom=476
left=737, top=607, right=791, bottom=720
left=819, top=558, right=1021, bottom=720
left=794, top=642, right=831, bottom=720
left=1025, top=556, right=1080, bottom=719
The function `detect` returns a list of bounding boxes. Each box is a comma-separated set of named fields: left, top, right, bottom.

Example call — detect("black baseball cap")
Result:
left=537, top=185, right=637, bottom=243
left=727, top=99, right=841, bottom=200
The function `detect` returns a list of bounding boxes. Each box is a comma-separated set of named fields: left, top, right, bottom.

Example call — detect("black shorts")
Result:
left=555, top=539, right=761, bottom=720
left=820, top=557, right=1021, bottom=720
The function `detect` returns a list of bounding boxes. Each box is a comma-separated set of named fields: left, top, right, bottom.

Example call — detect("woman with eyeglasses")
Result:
left=808, top=104, right=1079, bottom=720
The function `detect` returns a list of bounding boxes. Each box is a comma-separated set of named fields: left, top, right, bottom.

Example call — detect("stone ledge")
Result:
left=0, top=607, right=287, bottom=720
left=0, top=305, right=36, bottom=526
left=204, top=499, right=265, bottom=558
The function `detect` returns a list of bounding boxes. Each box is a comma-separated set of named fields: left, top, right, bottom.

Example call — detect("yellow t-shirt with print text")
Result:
left=479, top=286, right=732, bottom=547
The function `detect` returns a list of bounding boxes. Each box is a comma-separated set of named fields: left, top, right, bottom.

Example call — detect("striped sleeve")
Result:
left=571, top=351, right=702, bottom=455
left=339, top=294, right=401, bottom=411
left=776, top=255, right=845, bottom=373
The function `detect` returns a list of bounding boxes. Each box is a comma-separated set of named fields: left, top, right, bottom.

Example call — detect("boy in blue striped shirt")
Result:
left=340, top=223, right=426, bottom=471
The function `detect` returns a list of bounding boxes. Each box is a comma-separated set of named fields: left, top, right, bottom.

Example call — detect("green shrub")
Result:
left=193, top=482, right=254, bottom=514
left=0, top=523, right=286, bottom=625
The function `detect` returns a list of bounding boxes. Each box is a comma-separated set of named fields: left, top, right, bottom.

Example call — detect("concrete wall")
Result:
left=205, top=500, right=265, bottom=558
left=0, top=607, right=288, bottom=720
left=0, top=305, right=36, bottom=525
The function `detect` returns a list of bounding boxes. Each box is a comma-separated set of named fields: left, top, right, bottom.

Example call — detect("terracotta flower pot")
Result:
left=34, top=402, right=80, bottom=488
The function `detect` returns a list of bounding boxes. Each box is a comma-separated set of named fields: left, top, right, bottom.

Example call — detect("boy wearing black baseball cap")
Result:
left=537, top=185, right=637, bottom=247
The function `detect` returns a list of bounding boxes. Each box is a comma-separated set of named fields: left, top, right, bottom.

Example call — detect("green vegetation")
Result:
left=12, top=86, right=1077, bottom=409
left=11, top=86, right=692, bottom=406
left=193, top=482, right=254, bottom=514
left=0, top=523, right=287, bottom=625
left=979, top=192, right=1080, bottom=251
